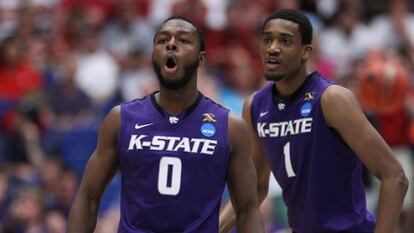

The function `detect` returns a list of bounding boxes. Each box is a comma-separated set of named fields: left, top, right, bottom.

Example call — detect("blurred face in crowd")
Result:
left=152, top=19, right=205, bottom=90
left=260, top=19, right=311, bottom=81
left=11, top=191, right=43, bottom=223
left=56, top=170, right=78, bottom=207
left=0, top=37, right=21, bottom=66
left=117, top=0, right=136, bottom=27
left=45, top=210, right=67, bottom=233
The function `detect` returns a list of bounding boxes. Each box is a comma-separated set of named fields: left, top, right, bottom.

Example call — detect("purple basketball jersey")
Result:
left=117, top=93, right=230, bottom=232
left=251, top=72, right=375, bottom=233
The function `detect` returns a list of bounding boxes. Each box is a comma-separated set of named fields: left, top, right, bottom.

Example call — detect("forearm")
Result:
left=67, top=192, right=100, bottom=233
left=374, top=175, right=408, bottom=233
left=235, top=206, right=264, bottom=233
left=219, top=202, right=236, bottom=233
left=220, top=189, right=268, bottom=233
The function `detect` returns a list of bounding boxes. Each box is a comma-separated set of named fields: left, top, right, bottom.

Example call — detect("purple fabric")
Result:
left=117, top=94, right=230, bottom=232
left=250, top=72, right=375, bottom=233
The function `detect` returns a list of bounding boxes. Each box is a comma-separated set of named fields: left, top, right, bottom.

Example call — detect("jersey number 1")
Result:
left=283, top=142, right=296, bottom=177
left=158, top=156, right=182, bottom=195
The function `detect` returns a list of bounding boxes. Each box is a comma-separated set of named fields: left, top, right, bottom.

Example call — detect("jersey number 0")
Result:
left=158, top=156, right=182, bottom=195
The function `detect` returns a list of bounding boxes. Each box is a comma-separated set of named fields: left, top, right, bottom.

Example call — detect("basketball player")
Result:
left=67, top=17, right=264, bottom=233
left=220, top=9, right=408, bottom=233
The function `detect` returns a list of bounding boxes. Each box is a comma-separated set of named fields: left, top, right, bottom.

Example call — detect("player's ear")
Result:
left=302, top=44, right=313, bottom=61
left=199, top=51, right=207, bottom=66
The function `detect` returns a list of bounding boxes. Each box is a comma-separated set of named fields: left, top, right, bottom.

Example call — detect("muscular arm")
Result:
left=220, top=96, right=269, bottom=233
left=66, top=106, right=121, bottom=233
left=321, top=85, right=408, bottom=233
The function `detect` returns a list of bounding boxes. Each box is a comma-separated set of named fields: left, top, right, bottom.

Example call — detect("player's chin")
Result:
left=159, top=75, right=187, bottom=90
left=264, top=72, right=285, bottom=81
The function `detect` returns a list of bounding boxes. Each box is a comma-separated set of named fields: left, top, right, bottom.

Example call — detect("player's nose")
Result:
left=267, top=41, right=281, bottom=55
left=166, top=37, right=178, bottom=51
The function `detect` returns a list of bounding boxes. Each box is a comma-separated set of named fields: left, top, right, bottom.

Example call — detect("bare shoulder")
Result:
left=105, top=105, right=121, bottom=125
left=241, top=92, right=257, bottom=124
left=228, top=92, right=257, bottom=153
left=321, top=84, right=357, bottom=107
left=98, top=105, right=121, bottom=143
left=228, top=114, right=249, bottom=137
left=228, top=113, right=250, bottom=152
left=243, top=93, right=255, bottom=113
left=321, top=85, right=362, bottom=128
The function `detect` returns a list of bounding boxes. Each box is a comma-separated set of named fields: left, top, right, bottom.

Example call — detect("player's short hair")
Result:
left=262, top=9, right=313, bottom=45
left=154, top=16, right=205, bottom=52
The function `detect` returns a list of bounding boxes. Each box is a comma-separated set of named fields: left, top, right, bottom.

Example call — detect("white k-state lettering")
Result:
left=257, top=117, right=313, bottom=137
left=128, top=135, right=218, bottom=155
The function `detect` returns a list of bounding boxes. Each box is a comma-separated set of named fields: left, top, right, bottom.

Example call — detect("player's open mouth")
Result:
left=266, top=57, right=281, bottom=70
left=164, top=55, right=178, bottom=74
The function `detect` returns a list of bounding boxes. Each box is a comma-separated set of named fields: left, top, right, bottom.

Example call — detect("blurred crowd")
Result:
left=0, top=0, right=414, bottom=232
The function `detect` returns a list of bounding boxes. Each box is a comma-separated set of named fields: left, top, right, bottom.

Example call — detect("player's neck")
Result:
left=157, top=84, right=199, bottom=116
left=274, top=66, right=308, bottom=99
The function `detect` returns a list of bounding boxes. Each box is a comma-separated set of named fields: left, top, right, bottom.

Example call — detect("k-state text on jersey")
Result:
left=257, top=117, right=312, bottom=137
left=128, top=135, right=218, bottom=155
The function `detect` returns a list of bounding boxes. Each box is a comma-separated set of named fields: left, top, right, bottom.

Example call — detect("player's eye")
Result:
left=281, top=38, right=293, bottom=46
left=178, top=38, right=190, bottom=44
left=262, top=37, right=272, bottom=44
left=157, top=38, right=168, bottom=44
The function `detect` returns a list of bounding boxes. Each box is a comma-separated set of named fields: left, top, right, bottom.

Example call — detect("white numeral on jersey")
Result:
left=283, top=142, right=296, bottom=177
left=158, top=157, right=182, bottom=195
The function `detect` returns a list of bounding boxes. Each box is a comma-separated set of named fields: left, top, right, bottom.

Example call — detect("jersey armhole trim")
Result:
left=116, top=104, right=124, bottom=157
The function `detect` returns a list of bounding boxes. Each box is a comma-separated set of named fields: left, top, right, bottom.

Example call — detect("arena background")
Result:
left=0, top=0, right=413, bottom=232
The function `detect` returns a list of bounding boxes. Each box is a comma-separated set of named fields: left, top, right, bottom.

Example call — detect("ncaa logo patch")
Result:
left=300, top=102, right=312, bottom=117
left=201, top=123, right=216, bottom=137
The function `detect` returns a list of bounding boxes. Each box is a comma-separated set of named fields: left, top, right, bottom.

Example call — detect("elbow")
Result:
left=388, top=166, right=409, bottom=194
left=398, top=170, right=409, bottom=194
left=378, top=160, right=409, bottom=194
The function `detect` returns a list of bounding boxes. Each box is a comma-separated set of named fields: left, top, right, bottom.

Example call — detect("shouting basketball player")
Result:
left=67, top=17, right=264, bottom=233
